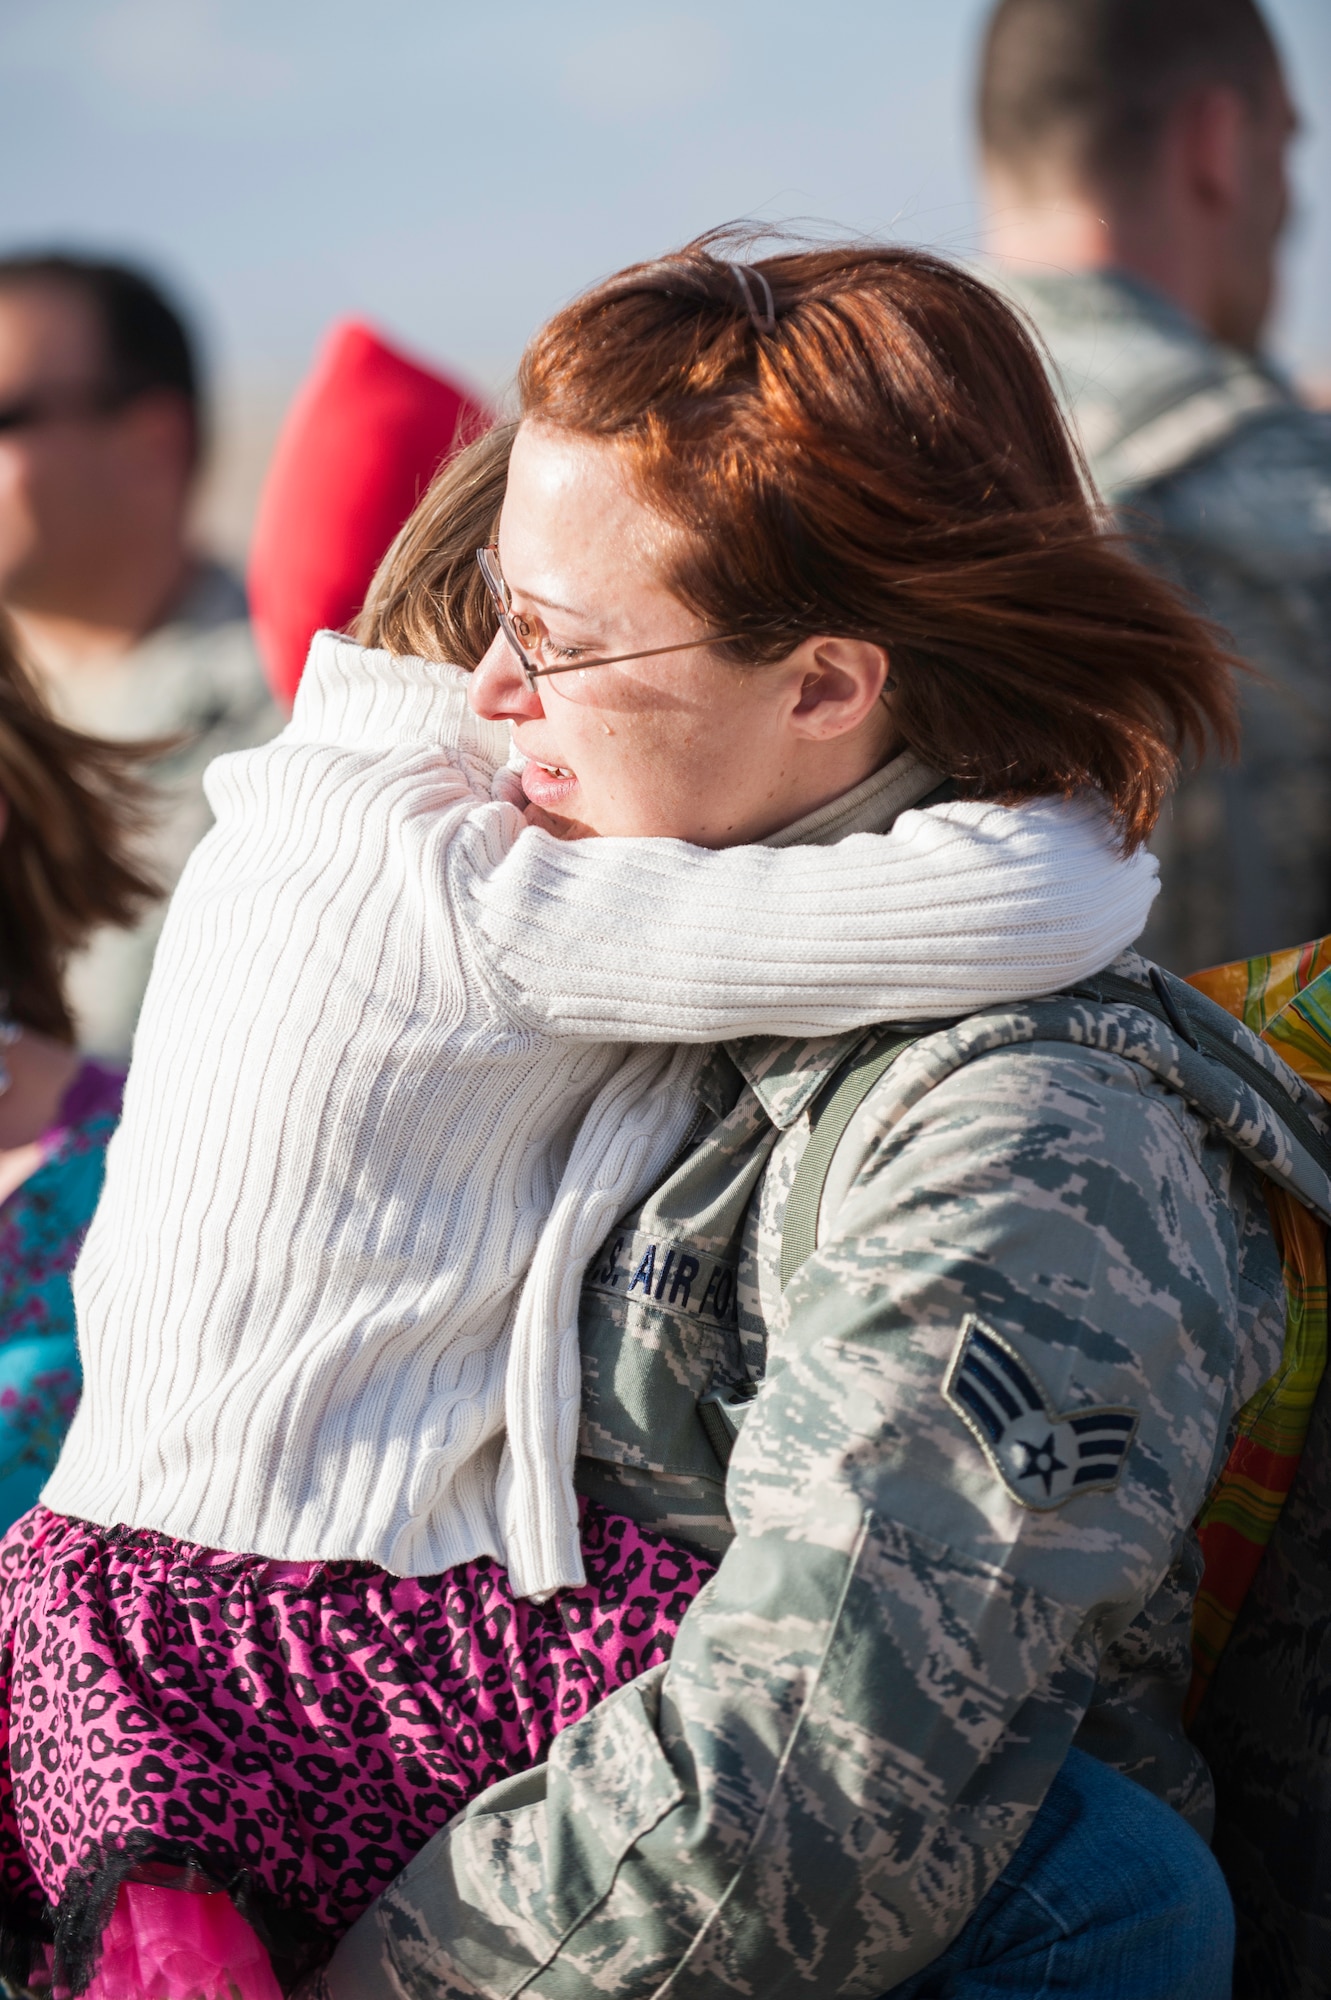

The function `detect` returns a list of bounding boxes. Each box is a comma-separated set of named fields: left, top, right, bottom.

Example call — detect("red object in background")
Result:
left=247, top=319, right=491, bottom=706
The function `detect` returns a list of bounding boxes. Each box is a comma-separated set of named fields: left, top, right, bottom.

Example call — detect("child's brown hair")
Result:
left=356, top=422, right=514, bottom=668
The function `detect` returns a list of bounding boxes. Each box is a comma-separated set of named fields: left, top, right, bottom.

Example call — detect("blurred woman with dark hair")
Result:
left=0, top=615, right=156, bottom=1527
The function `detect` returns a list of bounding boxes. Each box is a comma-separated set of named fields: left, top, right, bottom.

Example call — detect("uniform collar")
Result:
left=761, top=748, right=941, bottom=848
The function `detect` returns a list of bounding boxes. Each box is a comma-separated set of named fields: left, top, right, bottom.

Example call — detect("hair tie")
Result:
left=727, top=260, right=777, bottom=335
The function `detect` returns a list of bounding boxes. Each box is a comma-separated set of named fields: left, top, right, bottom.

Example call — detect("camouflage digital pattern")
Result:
left=326, top=950, right=1331, bottom=1997
left=998, top=268, right=1331, bottom=976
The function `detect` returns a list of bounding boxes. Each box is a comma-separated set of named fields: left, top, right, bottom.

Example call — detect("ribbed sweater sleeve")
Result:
left=460, top=795, right=1158, bottom=1041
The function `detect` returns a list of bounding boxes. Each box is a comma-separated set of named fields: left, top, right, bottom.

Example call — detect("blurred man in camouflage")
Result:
left=0, top=254, right=280, bottom=1058
left=979, top=0, right=1331, bottom=975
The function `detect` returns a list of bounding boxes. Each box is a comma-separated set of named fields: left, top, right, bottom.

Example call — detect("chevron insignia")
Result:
left=943, top=1316, right=1139, bottom=1511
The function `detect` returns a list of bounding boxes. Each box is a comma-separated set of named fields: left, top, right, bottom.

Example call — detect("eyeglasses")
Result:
left=476, top=544, right=749, bottom=691
left=0, top=385, right=129, bottom=436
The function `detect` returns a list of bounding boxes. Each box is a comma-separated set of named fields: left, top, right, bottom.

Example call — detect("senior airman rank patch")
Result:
left=944, top=1315, right=1139, bottom=1510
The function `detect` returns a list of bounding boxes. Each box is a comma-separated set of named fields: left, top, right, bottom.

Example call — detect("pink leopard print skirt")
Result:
left=0, top=1500, right=714, bottom=1995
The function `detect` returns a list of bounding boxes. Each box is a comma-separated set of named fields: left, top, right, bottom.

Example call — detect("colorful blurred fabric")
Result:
left=247, top=320, right=491, bottom=707
left=0, top=1060, right=124, bottom=1532
left=1184, top=941, right=1331, bottom=1719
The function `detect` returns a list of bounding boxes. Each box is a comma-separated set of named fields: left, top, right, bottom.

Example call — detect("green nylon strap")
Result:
left=1074, top=968, right=1331, bottom=1182
left=779, top=1029, right=924, bottom=1290
left=777, top=968, right=1331, bottom=1294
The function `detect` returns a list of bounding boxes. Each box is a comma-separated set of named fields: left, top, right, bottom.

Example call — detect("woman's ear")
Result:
left=787, top=637, right=893, bottom=741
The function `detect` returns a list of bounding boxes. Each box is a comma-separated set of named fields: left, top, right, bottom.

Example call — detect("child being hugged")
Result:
left=0, top=426, right=1157, bottom=1999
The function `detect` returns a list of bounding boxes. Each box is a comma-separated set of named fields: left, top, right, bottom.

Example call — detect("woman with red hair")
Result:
left=0, top=235, right=1256, bottom=1998
left=325, top=236, right=1261, bottom=1996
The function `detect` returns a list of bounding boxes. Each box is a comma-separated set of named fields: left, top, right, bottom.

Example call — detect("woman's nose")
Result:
left=468, top=631, right=544, bottom=723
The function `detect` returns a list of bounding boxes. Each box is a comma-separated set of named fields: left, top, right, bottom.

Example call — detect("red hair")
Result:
left=517, top=233, right=1237, bottom=847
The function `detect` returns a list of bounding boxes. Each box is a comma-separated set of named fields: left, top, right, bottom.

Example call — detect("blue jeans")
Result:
left=886, top=1747, right=1234, bottom=1999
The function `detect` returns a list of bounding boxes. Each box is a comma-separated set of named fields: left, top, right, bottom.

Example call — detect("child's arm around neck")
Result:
left=458, top=785, right=1157, bottom=1043
left=285, top=635, right=1156, bottom=1049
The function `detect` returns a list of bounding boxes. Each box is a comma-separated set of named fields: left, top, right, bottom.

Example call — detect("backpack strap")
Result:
left=1075, top=965, right=1331, bottom=1182
left=779, top=967, right=1331, bottom=1293
left=700, top=1026, right=928, bottom=1473
left=779, top=1027, right=929, bottom=1289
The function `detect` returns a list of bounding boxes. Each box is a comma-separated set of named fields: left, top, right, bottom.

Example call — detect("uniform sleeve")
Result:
left=459, top=794, right=1159, bottom=1040
left=323, top=1044, right=1240, bottom=1997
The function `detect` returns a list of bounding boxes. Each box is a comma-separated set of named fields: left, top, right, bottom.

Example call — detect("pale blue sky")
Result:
left=1, top=0, right=1327, bottom=412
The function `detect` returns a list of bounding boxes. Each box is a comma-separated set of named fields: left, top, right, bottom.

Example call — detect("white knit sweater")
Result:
left=47, top=634, right=1158, bottom=1596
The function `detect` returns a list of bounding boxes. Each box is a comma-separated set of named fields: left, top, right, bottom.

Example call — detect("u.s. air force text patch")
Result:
left=944, top=1316, right=1139, bottom=1511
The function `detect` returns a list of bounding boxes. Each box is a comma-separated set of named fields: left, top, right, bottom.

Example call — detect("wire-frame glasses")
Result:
left=476, top=544, right=749, bottom=690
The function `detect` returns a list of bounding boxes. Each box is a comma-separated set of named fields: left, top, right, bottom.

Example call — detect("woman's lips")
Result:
left=519, top=758, right=579, bottom=809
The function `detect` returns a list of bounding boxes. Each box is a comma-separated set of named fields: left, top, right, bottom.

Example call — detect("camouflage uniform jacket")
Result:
left=998, top=267, right=1331, bottom=975
left=329, top=947, right=1331, bottom=1998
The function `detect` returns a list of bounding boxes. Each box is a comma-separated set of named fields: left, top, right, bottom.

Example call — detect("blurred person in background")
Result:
left=0, top=612, right=157, bottom=1534
left=979, top=0, right=1331, bottom=976
left=0, top=252, right=280, bottom=1060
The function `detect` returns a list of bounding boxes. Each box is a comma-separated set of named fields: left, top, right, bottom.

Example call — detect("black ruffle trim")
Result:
left=0, top=1834, right=333, bottom=1996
